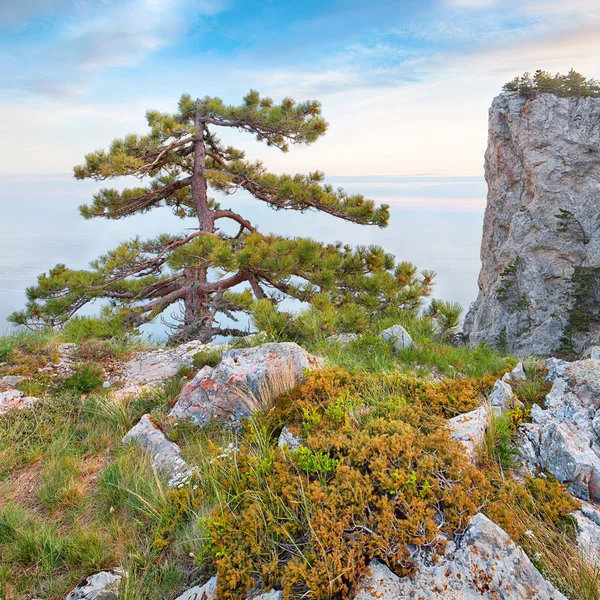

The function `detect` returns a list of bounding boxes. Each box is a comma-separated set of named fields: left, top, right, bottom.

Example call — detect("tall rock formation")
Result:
left=464, top=92, right=600, bottom=355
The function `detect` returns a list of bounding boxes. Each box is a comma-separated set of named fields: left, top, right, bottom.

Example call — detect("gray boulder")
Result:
left=464, top=92, right=600, bottom=355
left=354, top=513, right=566, bottom=599
left=169, top=343, right=323, bottom=427
left=0, top=389, right=37, bottom=416
left=66, top=570, right=122, bottom=600
left=517, top=357, right=600, bottom=501
left=380, top=325, right=414, bottom=351
left=447, top=406, right=488, bottom=463
left=122, top=414, right=193, bottom=488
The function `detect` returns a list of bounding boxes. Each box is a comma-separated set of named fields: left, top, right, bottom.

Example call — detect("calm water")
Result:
left=0, top=174, right=486, bottom=338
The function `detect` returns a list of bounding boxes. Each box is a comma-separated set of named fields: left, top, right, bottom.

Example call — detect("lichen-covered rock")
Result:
left=169, top=342, right=323, bottom=427
left=380, top=325, right=413, bottom=351
left=354, top=513, right=566, bottom=599
left=464, top=92, right=600, bottom=355
left=447, top=407, right=488, bottom=463
left=0, top=389, right=37, bottom=416
left=122, top=414, right=192, bottom=487
left=66, top=569, right=122, bottom=600
left=278, top=425, right=301, bottom=451
left=517, top=357, right=600, bottom=501
left=114, top=340, right=225, bottom=398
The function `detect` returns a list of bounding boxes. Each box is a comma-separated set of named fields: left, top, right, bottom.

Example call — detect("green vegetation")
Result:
left=0, top=324, right=597, bottom=600
left=9, top=92, right=437, bottom=345
left=504, top=69, right=600, bottom=99
left=192, top=349, right=223, bottom=370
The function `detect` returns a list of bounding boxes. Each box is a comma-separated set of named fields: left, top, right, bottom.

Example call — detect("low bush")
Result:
left=197, top=368, right=490, bottom=599
left=61, top=364, right=104, bottom=394
left=192, top=349, right=223, bottom=370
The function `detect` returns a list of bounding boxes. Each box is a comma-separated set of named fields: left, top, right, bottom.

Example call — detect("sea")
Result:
left=0, top=173, right=487, bottom=339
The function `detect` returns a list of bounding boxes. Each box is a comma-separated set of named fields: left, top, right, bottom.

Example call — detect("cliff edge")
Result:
left=464, top=91, right=600, bottom=355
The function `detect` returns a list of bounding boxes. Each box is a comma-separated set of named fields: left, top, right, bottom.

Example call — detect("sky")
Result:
left=1, top=0, right=600, bottom=334
left=1, top=0, right=600, bottom=177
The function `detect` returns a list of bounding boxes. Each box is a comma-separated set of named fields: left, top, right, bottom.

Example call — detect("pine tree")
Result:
left=10, top=92, right=433, bottom=342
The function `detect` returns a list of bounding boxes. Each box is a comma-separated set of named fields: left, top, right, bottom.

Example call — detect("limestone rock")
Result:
left=488, top=379, right=516, bottom=413
left=122, top=415, right=192, bottom=488
left=174, top=577, right=281, bottom=600
left=447, top=407, right=488, bottom=463
left=354, top=513, right=566, bottom=599
left=517, top=357, right=600, bottom=501
left=574, top=501, right=600, bottom=565
left=114, top=341, right=225, bottom=398
left=0, top=375, right=25, bottom=391
left=278, top=425, right=301, bottom=451
left=0, top=389, right=37, bottom=416
left=174, top=576, right=217, bottom=600
left=502, top=361, right=526, bottom=382
left=380, top=325, right=413, bottom=351
left=169, top=343, right=323, bottom=427
left=589, top=346, right=600, bottom=360
left=464, top=92, right=600, bottom=355
left=66, top=570, right=122, bottom=600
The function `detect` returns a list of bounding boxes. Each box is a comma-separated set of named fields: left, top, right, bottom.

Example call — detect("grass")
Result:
left=0, top=317, right=595, bottom=599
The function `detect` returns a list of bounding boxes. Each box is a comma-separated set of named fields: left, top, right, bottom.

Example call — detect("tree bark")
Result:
left=181, top=106, right=214, bottom=339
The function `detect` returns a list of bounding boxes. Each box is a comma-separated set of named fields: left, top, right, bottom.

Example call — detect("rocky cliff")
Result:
left=464, top=92, right=600, bottom=355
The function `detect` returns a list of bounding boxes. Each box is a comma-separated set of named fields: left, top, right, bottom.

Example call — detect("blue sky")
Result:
left=2, top=0, right=600, bottom=177
left=1, top=0, right=599, bottom=330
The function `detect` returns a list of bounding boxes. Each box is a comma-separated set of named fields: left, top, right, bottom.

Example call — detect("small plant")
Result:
left=425, top=299, right=463, bottom=340
left=294, top=446, right=339, bottom=475
left=192, top=349, right=223, bottom=370
left=61, top=364, right=104, bottom=394
left=497, top=257, right=521, bottom=304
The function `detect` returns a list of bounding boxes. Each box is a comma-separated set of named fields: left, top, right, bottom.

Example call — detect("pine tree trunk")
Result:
left=180, top=108, right=214, bottom=340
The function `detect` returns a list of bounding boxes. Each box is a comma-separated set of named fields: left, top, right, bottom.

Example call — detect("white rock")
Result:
left=503, top=361, right=526, bottom=381
left=169, top=343, right=323, bottom=427
left=278, top=425, right=301, bottom=451
left=354, top=513, right=567, bottom=599
left=380, top=325, right=414, bottom=351
left=0, top=389, right=37, bottom=416
left=66, top=569, right=122, bottom=600
left=174, top=577, right=281, bottom=600
left=122, top=415, right=193, bottom=487
left=447, top=407, right=488, bottom=463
